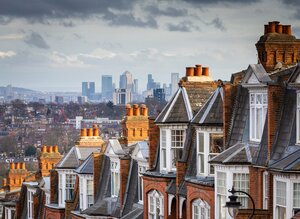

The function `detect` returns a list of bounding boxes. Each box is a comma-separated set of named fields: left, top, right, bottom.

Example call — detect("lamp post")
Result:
left=225, top=186, right=255, bottom=219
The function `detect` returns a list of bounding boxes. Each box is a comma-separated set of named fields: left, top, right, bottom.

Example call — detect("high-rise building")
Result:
left=153, top=88, right=166, bottom=103
left=147, top=74, right=160, bottom=90
left=82, top=82, right=95, bottom=100
left=119, top=71, right=133, bottom=90
left=133, top=79, right=138, bottom=94
left=101, top=75, right=113, bottom=100
left=113, top=89, right=131, bottom=105
left=171, top=73, right=179, bottom=96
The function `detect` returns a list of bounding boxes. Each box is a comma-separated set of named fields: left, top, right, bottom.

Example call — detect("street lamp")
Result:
left=225, top=186, right=255, bottom=219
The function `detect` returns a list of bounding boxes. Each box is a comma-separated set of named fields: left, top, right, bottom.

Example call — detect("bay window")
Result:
left=216, top=172, right=226, bottom=219
left=87, top=179, right=94, bottom=207
left=294, top=183, right=300, bottom=215
left=138, top=164, right=147, bottom=203
left=148, top=190, right=164, bottom=219
left=111, top=159, right=120, bottom=197
left=79, top=175, right=94, bottom=211
left=160, top=127, right=186, bottom=172
left=58, top=170, right=76, bottom=207
left=192, top=199, right=210, bottom=219
left=27, top=189, right=35, bottom=219
left=249, top=92, right=267, bottom=141
left=233, top=173, right=249, bottom=208
left=275, top=181, right=286, bottom=219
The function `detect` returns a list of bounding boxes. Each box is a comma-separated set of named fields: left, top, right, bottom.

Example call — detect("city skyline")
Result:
left=1, top=0, right=300, bottom=92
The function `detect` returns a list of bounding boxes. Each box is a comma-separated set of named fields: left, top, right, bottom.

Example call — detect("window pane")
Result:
left=294, top=183, right=300, bottom=208
left=276, top=181, right=286, bottom=206
left=256, top=107, right=262, bottom=140
left=198, top=133, right=204, bottom=153
left=233, top=173, right=249, bottom=209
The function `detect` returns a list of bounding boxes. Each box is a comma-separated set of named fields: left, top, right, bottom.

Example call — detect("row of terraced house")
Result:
left=1, top=20, right=300, bottom=219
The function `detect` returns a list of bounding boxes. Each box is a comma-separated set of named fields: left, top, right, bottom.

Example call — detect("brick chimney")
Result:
left=6, top=162, right=28, bottom=191
left=257, top=21, right=300, bottom=72
left=38, top=145, right=62, bottom=177
left=121, top=104, right=149, bottom=144
left=148, top=117, right=159, bottom=169
left=185, top=64, right=213, bottom=82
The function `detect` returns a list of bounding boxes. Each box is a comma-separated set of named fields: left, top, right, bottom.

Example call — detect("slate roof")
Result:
left=192, top=86, right=223, bottom=125
left=287, top=63, right=300, bottom=84
left=270, top=89, right=299, bottom=163
left=242, top=64, right=272, bottom=84
left=269, top=149, right=300, bottom=172
left=56, top=146, right=100, bottom=169
left=166, top=180, right=176, bottom=195
left=155, top=84, right=215, bottom=124
left=75, top=154, right=94, bottom=174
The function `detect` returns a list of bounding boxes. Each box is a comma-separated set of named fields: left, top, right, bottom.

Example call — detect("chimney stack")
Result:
left=140, top=104, right=148, bottom=116
left=186, top=67, right=194, bottom=77
left=276, top=24, right=282, bottom=34
left=269, top=21, right=276, bottom=33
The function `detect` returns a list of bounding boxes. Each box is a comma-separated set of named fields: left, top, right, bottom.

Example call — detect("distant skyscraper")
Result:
left=82, top=82, right=95, bottom=100
left=113, top=89, right=132, bottom=105
left=55, top=96, right=64, bottom=104
left=119, top=71, right=133, bottom=90
left=153, top=88, right=166, bottom=103
left=133, top=79, right=138, bottom=94
left=101, top=75, right=113, bottom=100
left=147, top=74, right=160, bottom=90
left=171, top=73, right=179, bottom=96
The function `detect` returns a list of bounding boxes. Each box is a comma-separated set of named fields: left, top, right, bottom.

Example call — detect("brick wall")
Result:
left=236, top=209, right=271, bottom=219
left=65, top=176, right=79, bottom=218
left=186, top=182, right=215, bottom=219
left=267, top=84, right=285, bottom=160
left=143, top=175, right=171, bottom=219
left=249, top=166, right=264, bottom=209
left=120, top=158, right=130, bottom=206
left=44, top=205, right=65, bottom=219
left=176, top=161, right=186, bottom=187
left=148, top=117, right=159, bottom=169
left=50, top=170, right=59, bottom=203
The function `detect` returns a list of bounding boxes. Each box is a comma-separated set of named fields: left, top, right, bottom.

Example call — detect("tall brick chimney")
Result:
left=121, top=104, right=149, bottom=144
left=38, top=145, right=62, bottom=177
left=256, top=21, right=300, bottom=72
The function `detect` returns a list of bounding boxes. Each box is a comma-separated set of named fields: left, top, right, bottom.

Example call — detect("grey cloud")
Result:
left=209, top=17, right=226, bottom=31
left=102, top=11, right=157, bottom=28
left=167, top=21, right=200, bottom=32
left=60, top=21, right=75, bottom=27
left=24, top=31, right=50, bottom=49
left=183, top=0, right=260, bottom=4
left=0, top=16, right=12, bottom=25
left=144, top=5, right=188, bottom=17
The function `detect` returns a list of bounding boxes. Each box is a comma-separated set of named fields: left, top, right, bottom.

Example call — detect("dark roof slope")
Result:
left=75, top=154, right=94, bottom=174
left=269, top=149, right=300, bottom=172
left=192, top=87, right=223, bottom=125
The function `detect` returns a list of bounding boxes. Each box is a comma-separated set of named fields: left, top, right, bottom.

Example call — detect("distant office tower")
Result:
left=113, top=89, right=132, bottom=105
left=133, top=79, right=138, bottom=94
left=147, top=74, right=160, bottom=90
left=77, top=96, right=88, bottom=104
left=171, top=73, right=179, bottom=96
left=55, top=96, right=64, bottom=104
left=82, top=82, right=95, bottom=100
left=101, top=75, right=113, bottom=100
left=153, top=88, right=166, bottom=103
left=119, top=71, right=133, bottom=90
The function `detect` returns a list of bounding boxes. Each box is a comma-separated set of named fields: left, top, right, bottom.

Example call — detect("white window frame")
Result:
left=196, top=128, right=222, bottom=176
left=216, top=171, right=227, bottom=219
left=192, top=199, right=210, bottom=219
left=263, top=171, right=269, bottom=209
left=4, top=207, right=15, bottom=219
left=275, top=180, right=286, bottom=219
left=79, top=174, right=94, bottom=211
left=214, top=165, right=250, bottom=219
left=148, top=190, right=164, bottom=219
left=249, top=91, right=267, bottom=142
left=138, top=163, right=147, bottom=204
left=297, top=92, right=300, bottom=143
left=159, top=125, right=186, bottom=172
left=273, top=174, right=300, bottom=218
left=233, top=173, right=250, bottom=209
left=110, top=158, right=120, bottom=197
left=57, top=170, right=76, bottom=207
left=45, top=192, right=50, bottom=205
left=27, top=188, right=36, bottom=219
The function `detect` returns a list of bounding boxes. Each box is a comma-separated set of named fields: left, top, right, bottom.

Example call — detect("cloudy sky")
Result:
left=0, top=0, right=299, bottom=92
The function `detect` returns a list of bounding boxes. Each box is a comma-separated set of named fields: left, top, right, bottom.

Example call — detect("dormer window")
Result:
left=197, top=130, right=222, bottom=176
left=58, top=170, right=76, bottom=207
left=249, top=92, right=267, bottom=141
left=297, top=93, right=300, bottom=143
left=110, top=159, right=120, bottom=197
left=160, top=127, right=186, bottom=172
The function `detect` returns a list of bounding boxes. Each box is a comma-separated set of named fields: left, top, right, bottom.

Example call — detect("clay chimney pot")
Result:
left=47, top=146, right=53, bottom=153
left=269, top=21, right=276, bottom=33
left=125, top=104, right=131, bottom=116
left=133, top=104, right=140, bottom=116
left=264, top=25, right=269, bottom=34
left=87, top=128, right=93, bottom=136
left=186, top=67, right=194, bottom=77
left=54, top=145, right=59, bottom=153
left=42, top=145, right=47, bottom=153
left=16, top=163, right=20, bottom=169
left=276, top=24, right=282, bottom=34
left=3, top=178, right=6, bottom=186
left=81, top=128, right=87, bottom=137
left=93, top=127, right=99, bottom=136
left=21, top=163, right=25, bottom=170
left=10, top=163, right=15, bottom=170
left=202, top=67, right=209, bottom=76
left=195, top=64, right=202, bottom=76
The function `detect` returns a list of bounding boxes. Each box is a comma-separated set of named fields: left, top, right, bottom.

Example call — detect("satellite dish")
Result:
left=274, top=62, right=283, bottom=70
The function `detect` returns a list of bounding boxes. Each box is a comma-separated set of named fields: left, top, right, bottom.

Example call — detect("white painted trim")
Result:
left=168, top=194, right=175, bottom=216
left=182, top=87, right=193, bottom=120
left=179, top=197, right=186, bottom=219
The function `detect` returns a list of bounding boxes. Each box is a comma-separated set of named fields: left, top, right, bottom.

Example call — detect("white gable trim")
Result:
left=182, top=87, right=193, bottom=120
left=247, top=72, right=260, bottom=84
